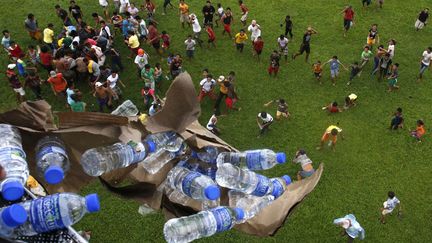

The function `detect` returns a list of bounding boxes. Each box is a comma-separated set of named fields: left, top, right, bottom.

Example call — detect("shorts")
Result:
left=130, top=47, right=139, bottom=54
left=299, top=44, right=310, bottom=54
left=29, top=30, right=42, bottom=40
left=240, top=13, right=248, bottom=22
left=208, top=38, right=215, bottom=43
left=367, top=37, right=376, bottom=46
left=344, top=19, right=352, bottom=30
left=388, top=78, right=397, bottom=87
left=13, top=87, right=25, bottom=96
left=300, top=169, right=315, bottom=178
left=382, top=202, right=394, bottom=215
left=321, top=132, right=337, bottom=144
left=415, top=19, right=425, bottom=29
left=330, top=69, right=339, bottom=78
left=276, top=110, right=289, bottom=118
left=236, top=43, right=244, bottom=50
left=268, top=66, right=279, bottom=74
left=180, top=14, right=189, bottom=23
left=152, top=42, right=161, bottom=49
left=314, top=72, right=322, bottom=78
left=111, top=85, right=122, bottom=100
left=419, top=62, right=429, bottom=74
left=255, top=49, right=262, bottom=55
left=193, top=31, right=201, bottom=40
left=186, top=49, right=194, bottom=58
left=223, top=24, right=231, bottom=33
left=280, top=46, right=288, bottom=56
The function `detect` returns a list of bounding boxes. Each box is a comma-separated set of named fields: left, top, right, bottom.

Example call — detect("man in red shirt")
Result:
left=205, top=24, right=216, bottom=48
left=253, top=36, right=264, bottom=60
left=147, top=22, right=161, bottom=55
left=239, top=0, right=249, bottom=26
left=341, top=5, right=355, bottom=37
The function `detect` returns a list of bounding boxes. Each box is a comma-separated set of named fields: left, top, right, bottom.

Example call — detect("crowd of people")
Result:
left=1, top=1, right=430, bottom=241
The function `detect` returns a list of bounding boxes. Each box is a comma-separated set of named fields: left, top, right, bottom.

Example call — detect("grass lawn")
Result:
left=2, top=0, right=432, bottom=242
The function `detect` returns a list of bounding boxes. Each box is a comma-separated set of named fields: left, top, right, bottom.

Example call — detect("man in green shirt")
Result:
left=141, top=64, right=155, bottom=90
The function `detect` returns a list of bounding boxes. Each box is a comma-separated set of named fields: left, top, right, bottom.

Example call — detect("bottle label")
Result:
left=181, top=171, right=201, bottom=197
left=0, top=146, right=26, bottom=159
left=252, top=175, right=271, bottom=197
left=127, top=141, right=147, bottom=163
left=36, top=145, right=67, bottom=162
left=30, top=194, right=65, bottom=233
left=245, top=152, right=263, bottom=170
left=271, top=179, right=284, bottom=198
left=211, top=207, right=233, bottom=232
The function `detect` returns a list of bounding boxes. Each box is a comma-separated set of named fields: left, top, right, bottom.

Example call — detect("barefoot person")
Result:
left=292, top=150, right=315, bottom=180
left=341, top=5, right=355, bottom=37
left=93, top=82, right=113, bottom=112
left=317, top=125, right=344, bottom=151
left=380, top=191, right=401, bottom=224
left=415, top=8, right=429, bottom=31
left=416, top=47, right=432, bottom=82
left=264, top=98, right=290, bottom=120
left=256, top=111, right=273, bottom=137
left=292, top=26, right=318, bottom=63
left=333, top=214, right=365, bottom=242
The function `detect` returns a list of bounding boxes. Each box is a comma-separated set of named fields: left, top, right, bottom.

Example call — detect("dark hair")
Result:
left=260, top=112, right=267, bottom=118
left=333, top=55, right=338, bottom=59
left=390, top=39, right=396, bottom=45
left=280, top=99, right=285, bottom=104
left=203, top=68, right=209, bottom=73
left=9, top=41, right=15, bottom=45
left=332, top=101, right=338, bottom=107
left=345, top=96, right=350, bottom=103
left=92, top=13, right=98, bottom=17
left=100, top=20, right=106, bottom=25
left=331, top=128, right=339, bottom=135
left=143, top=86, right=150, bottom=91
left=227, top=7, right=231, bottom=11
left=397, top=107, right=402, bottom=112
left=55, top=4, right=60, bottom=8
left=111, top=67, right=119, bottom=73
left=162, top=30, right=167, bottom=35
left=207, top=0, right=211, bottom=3
left=280, top=34, right=285, bottom=39
left=298, top=149, right=306, bottom=155
left=286, top=15, right=291, bottom=19
left=155, top=62, right=161, bottom=67
left=128, top=30, right=134, bottom=35
left=394, top=63, right=399, bottom=67
left=113, top=11, right=118, bottom=15
left=378, top=45, right=384, bottom=49
left=28, top=45, right=35, bottom=49
left=239, top=0, right=243, bottom=4
left=68, top=82, right=75, bottom=88
left=28, top=13, right=34, bottom=19
left=417, top=119, right=424, bottom=126
left=2, top=30, right=9, bottom=35
left=388, top=191, right=395, bottom=199
left=135, top=15, right=141, bottom=20
left=144, top=64, right=151, bottom=69
left=40, top=45, right=49, bottom=53
left=229, top=71, right=235, bottom=76
left=70, top=0, right=76, bottom=3
left=217, top=3, right=222, bottom=7
left=187, top=34, right=192, bottom=38
left=207, top=74, right=213, bottom=78
left=353, top=61, right=359, bottom=65
left=240, top=29, right=245, bottom=32
left=428, top=47, right=432, bottom=51
left=48, top=23, right=54, bottom=27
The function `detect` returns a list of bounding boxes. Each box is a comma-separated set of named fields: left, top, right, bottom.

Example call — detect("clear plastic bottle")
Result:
left=13, top=193, right=100, bottom=236
left=0, top=204, right=27, bottom=239
left=268, top=176, right=292, bottom=199
left=228, top=190, right=275, bottom=220
left=191, top=146, right=219, bottom=164
left=111, top=100, right=139, bottom=117
left=80, top=140, right=156, bottom=177
left=163, top=206, right=244, bottom=243
left=215, top=163, right=273, bottom=197
left=0, top=124, right=29, bottom=201
left=216, top=149, right=286, bottom=170
left=35, top=135, right=70, bottom=184
left=167, top=166, right=220, bottom=201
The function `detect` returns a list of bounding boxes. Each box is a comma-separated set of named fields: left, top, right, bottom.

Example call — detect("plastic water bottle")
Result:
left=80, top=140, right=156, bottom=177
left=203, top=166, right=217, bottom=180
left=111, top=100, right=139, bottom=117
left=177, top=160, right=201, bottom=172
left=216, top=149, right=286, bottom=170
left=167, top=166, right=220, bottom=201
left=269, top=176, right=292, bottom=199
left=228, top=190, right=274, bottom=220
left=215, top=163, right=273, bottom=196
left=35, top=135, right=70, bottom=184
left=0, top=124, right=29, bottom=201
left=13, top=193, right=100, bottom=236
left=164, top=206, right=244, bottom=243
left=0, top=204, right=27, bottom=239
left=192, top=146, right=219, bottom=164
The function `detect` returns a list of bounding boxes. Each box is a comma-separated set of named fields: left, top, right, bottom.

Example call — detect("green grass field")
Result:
left=2, top=0, right=432, bottom=242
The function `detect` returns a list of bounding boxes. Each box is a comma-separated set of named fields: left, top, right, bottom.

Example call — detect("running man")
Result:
left=292, top=26, right=318, bottom=63
left=341, top=5, right=355, bottom=37
left=416, top=47, right=432, bottom=82
left=238, top=0, right=249, bottom=26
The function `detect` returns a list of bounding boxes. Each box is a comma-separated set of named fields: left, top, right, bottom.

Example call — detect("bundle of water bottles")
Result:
left=0, top=124, right=100, bottom=241
left=78, top=130, right=291, bottom=243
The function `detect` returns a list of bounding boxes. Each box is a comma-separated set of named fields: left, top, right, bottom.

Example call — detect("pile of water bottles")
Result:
left=79, top=130, right=291, bottom=243
left=0, top=124, right=100, bottom=240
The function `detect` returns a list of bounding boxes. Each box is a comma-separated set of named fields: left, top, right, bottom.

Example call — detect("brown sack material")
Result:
left=234, top=163, right=324, bottom=236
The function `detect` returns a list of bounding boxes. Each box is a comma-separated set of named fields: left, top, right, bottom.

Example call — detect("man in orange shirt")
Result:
left=179, top=0, right=190, bottom=28
left=47, top=71, right=67, bottom=97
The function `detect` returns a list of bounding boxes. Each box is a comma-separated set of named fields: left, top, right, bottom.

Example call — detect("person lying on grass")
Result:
left=292, top=149, right=315, bottom=180
left=322, top=101, right=342, bottom=113
left=389, top=107, right=403, bottom=130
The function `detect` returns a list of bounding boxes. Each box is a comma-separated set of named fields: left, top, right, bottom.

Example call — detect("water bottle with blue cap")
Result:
left=269, top=175, right=291, bottom=199
left=191, top=146, right=219, bottom=164
left=164, top=206, right=244, bottom=243
left=216, top=149, right=286, bottom=170
left=0, top=204, right=27, bottom=238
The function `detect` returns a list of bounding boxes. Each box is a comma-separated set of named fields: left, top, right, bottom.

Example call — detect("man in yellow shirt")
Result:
left=234, top=29, right=248, bottom=53
left=43, top=23, right=55, bottom=51
left=179, top=0, right=190, bottom=28
left=124, top=30, right=140, bottom=57
left=317, top=125, right=344, bottom=151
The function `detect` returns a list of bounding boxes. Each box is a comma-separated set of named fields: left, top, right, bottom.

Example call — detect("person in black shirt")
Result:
left=202, top=1, right=216, bottom=27
left=69, top=0, right=83, bottom=23
left=281, top=15, right=293, bottom=39
left=55, top=4, right=73, bottom=26
left=415, top=8, right=429, bottom=31
left=292, top=26, right=318, bottom=63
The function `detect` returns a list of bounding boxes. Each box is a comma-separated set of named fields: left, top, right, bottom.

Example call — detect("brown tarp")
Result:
left=0, top=72, right=323, bottom=236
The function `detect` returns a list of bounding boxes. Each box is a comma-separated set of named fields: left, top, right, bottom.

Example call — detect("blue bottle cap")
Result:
left=85, top=194, right=101, bottom=213
left=281, top=175, right=292, bottom=185
left=191, top=150, right=198, bottom=158
left=233, top=207, right=245, bottom=221
left=1, top=204, right=27, bottom=227
left=204, top=185, right=221, bottom=200
left=276, top=152, right=286, bottom=164
left=2, top=181, right=24, bottom=201
left=44, top=165, right=65, bottom=185
left=146, top=140, right=156, bottom=153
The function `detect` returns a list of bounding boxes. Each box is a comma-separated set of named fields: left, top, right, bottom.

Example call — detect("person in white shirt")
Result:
left=99, top=21, right=112, bottom=40
left=380, top=191, right=401, bottom=224
left=189, top=14, right=203, bottom=47
left=417, top=47, right=432, bottom=82
left=206, top=114, right=220, bottom=135
left=215, top=3, right=224, bottom=28
left=107, top=69, right=125, bottom=101
left=198, top=74, right=216, bottom=102
left=119, top=0, right=130, bottom=14
left=277, top=34, right=289, bottom=61
left=247, top=20, right=261, bottom=42
left=127, top=3, right=140, bottom=17
left=387, top=39, right=396, bottom=59
left=256, top=111, right=273, bottom=137
left=292, top=149, right=315, bottom=180
left=134, top=48, right=149, bottom=77
left=91, top=45, right=105, bottom=66
left=99, top=0, right=109, bottom=20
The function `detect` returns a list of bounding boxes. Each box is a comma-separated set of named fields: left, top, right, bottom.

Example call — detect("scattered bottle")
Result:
left=35, top=135, right=70, bottom=184
left=216, top=149, right=286, bottom=170
left=163, top=206, right=244, bottom=243
left=228, top=190, right=275, bottom=220
left=192, top=146, right=218, bottom=164
left=0, top=204, right=27, bottom=239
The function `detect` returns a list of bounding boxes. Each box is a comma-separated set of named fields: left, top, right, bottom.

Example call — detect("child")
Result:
left=161, top=31, right=171, bottom=51
left=141, top=64, right=156, bottom=89
left=264, top=99, right=290, bottom=120
left=107, top=68, right=126, bottom=101
left=376, top=53, right=392, bottom=81
left=24, top=71, right=43, bottom=100
left=70, top=92, right=86, bottom=112
left=347, top=62, right=361, bottom=86
left=322, top=101, right=342, bottom=113
left=154, top=63, right=163, bottom=89
left=366, top=24, right=379, bottom=47
left=238, top=0, right=249, bottom=26
left=111, top=11, right=123, bottom=34
left=312, top=60, right=323, bottom=84
left=390, top=107, right=403, bottom=130
left=344, top=93, right=358, bottom=109
left=253, top=36, right=264, bottom=60
left=323, top=56, right=348, bottom=86
left=16, top=59, right=27, bottom=77
left=205, top=24, right=216, bottom=48
left=215, top=3, right=224, bottom=28
left=257, top=111, right=273, bottom=137
left=268, top=50, right=280, bottom=77
left=184, top=35, right=196, bottom=60
left=277, top=35, right=289, bottom=61
left=2, top=30, right=11, bottom=52
left=27, top=45, right=39, bottom=65
left=234, top=29, right=248, bottom=53
left=8, top=41, right=24, bottom=60
left=410, top=120, right=425, bottom=142
left=387, top=63, right=399, bottom=92
left=360, top=45, right=373, bottom=68
left=225, top=82, right=241, bottom=111
left=317, top=125, right=344, bottom=151
left=380, top=191, right=401, bottom=224
left=207, top=114, right=220, bottom=135
left=221, top=8, right=233, bottom=38
left=292, top=150, right=315, bottom=180
left=141, top=86, right=157, bottom=110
